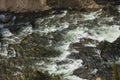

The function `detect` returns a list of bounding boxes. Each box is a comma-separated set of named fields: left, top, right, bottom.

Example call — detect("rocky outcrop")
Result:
left=94, top=0, right=120, bottom=5
left=0, top=0, right=119, bottom=12
left=47, top=0, right=103, bottom=10
left=0, top=0, right=50, bottom=12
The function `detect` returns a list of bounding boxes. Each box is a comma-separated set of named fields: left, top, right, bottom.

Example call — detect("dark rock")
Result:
left=73, top=64, right=112, bottom=80
left=73, top=66, right=97, bottom=80
left=8, top=33, right=61, bottom=58
left=98, top=38, right=120, bottom=62
left=96, top=64, right=112, bottom=80
left=68, top=39, right=101, bottom=68
left=68, top=38, right=120, bottom=79
left=94, top=0, right=120, bottom=5
left=48, top=0, right=103, bottom=11
left=56, top=60, right=71, bottom=65
left=7, top=23, right=31, bottom=34
left=0, top=13, right=15, bottom=23
left=0, top=0, right=119, bottom=12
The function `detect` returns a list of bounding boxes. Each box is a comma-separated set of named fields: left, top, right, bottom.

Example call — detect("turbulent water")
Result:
left=0, top=8, right=120, bottom=80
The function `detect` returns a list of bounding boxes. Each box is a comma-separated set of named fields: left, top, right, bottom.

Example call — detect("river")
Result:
left=0, top=7, right=120, bottom=80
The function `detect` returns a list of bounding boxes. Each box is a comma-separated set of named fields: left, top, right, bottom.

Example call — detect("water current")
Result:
left=0, top=7, right=120, bottom=80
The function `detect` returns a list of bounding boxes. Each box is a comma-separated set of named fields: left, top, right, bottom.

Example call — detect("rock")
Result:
left=0, top=13, right=15, bottom=23
left=73, top=63, right=112, bottom=80
left=96, top=77, right=102, bottom=80
left=8, top=33, right=61, bottom=57
left=94, top=0, right=120, bottom=5
left=98, top=39, right=120, bottom=62
left=0, top=0, right=50, bottom=12
left=68, top=38, right=113, bottom=80
left=0, top=0, right=103, bottom=12
left=0, top=0, right=119, bottom=12
left=48, top=0, right=103, bottom=11
left=69, top=37, right=120, bottom=79
left=7, top=23, right=31, bottom=34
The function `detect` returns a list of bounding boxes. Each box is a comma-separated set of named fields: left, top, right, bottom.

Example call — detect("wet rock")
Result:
left=68, top=38, right=113, bottom=79
left=98, top=38, right=120, bottom=62
left=48, top=0, right=103, bottom=11
left=56, top=60, right=70, bottom=65
left=96, top=64, right=112, bottom=80
left=8, top=33, right=61, bottom=58
left=73, top=64, right=112, bottom=80
left=69, top=37, right=120, bottom=79
left=94, top=0, right=120, bottom=5
left=73, top=67, right=97, bottom=80
left=49, top=30, right=64, bottom=43
left=68, top=45, right=100, bottom=62
left=14, top=12, right=42, bottom=27
left=7, top=23, right=32, bottom=34
left=0, top=13, right=15, bottom=23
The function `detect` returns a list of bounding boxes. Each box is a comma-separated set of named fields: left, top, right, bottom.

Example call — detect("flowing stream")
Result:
left=0, top=8, right=120, bottom=80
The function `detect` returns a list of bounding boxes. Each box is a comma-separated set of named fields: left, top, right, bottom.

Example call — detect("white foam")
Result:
left=18, top=26, right=32, bottom=38
left=63, top=27, right=88, bottom=42
left=117, top=5, right=120, bottom=13
left=35, top=22, right=69, bottom=35
left=84, top=43, right=96, bottom=47
left=55, top=59, right=83, bottom=74
left=0, top=42, right=8, bottom=56
left=13, top=26, right=33, bottom=43
left=88, top=25, right=120, bottom=43
left=64, top=75, right=87, bottom=80
left=0, top=28, right=13, bottom=37
left=81, top=9, right=102, bottom=20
